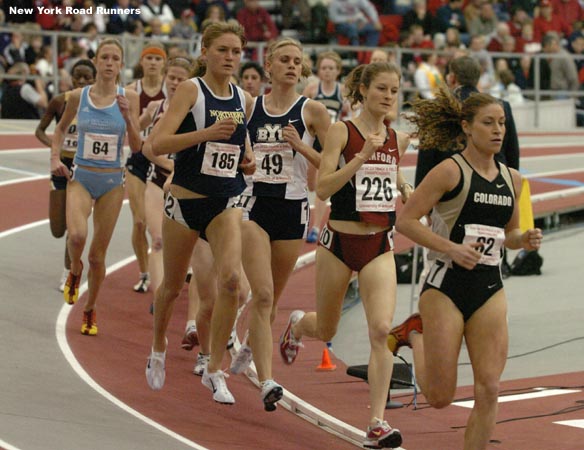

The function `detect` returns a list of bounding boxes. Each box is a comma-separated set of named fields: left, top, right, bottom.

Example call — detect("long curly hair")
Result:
left=407, top=85, right=502, bottom=151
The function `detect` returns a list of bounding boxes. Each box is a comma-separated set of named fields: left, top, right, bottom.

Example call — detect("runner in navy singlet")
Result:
left=144, top=22, right=256, bottom=406
left=230, top=38, right=330, bottom=412
left=391, top=87, right=543, bottom=450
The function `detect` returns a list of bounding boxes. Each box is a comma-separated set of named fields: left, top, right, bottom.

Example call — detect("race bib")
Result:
left=82, top=132, right=118, bottom=162
left=462, top=224, right=505, bottom=266
left=355, top=163, right=397, bottom=212
left=252, top=142, right=294, bottom=184
left=201, top=142, right=241, bottom=178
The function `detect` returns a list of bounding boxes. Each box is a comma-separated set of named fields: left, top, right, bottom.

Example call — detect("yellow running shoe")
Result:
left=63, top=261, right=83, bottom=305
left=81, top=309, right=98, bottom=336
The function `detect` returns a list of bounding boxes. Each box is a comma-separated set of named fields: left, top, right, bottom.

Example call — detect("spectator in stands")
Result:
left=193, top=0, right=230, bottom=29
left=518, top=20, right=542, bottom=53
left=280, top=0, right=311, bottom=31
left=24, top=33, right=43, bottom=66
left=328, top=0, right=382, bottom=47
left=551, top=0, right=584, bottom=25
left=499, top=35, right=522, bottom=75
left=469, top=34, right=494, bottom=84
left=140, top=0, right=176, bottom=33
left=402, top=0, right=437, bottom=37
left=147, top=17, right=171, bottom=41
left=3, top=31, right=28, bottom=69
left=499, top=68, right=526, bottom=104
left=569, top=31, right=584, bottom=84
left=1, top=62, right=48, bottom=119
left=508, top=6, right=529, bottom=38
left=533, top=0, right=571, bottom=41
left=468, top=2, right=499, bottom=39
left=445, top=26, right=465, bottom=50
left=527, top=46, right=552, bottom=98
left=239, top=60, right=265, bottom=97
left=463, top=0, right=483, bottom=25
left=78, top=23, right=100, bottom=59
left=370, top=48, right=390, bottom=63
left=542, top=31, right=580, bottom=95
left=34, top=45, right=53, bottom=78
left=107, top=0, right=142, bottom=34
left=414, top=41, right=445, bottom=99
left=488, top=22, right=512, bottom=52
left=236, top=0, right=279, bottom=43
left=436, top=0, right=467, bottom=39
left=170, top=9, right=198, bottom=40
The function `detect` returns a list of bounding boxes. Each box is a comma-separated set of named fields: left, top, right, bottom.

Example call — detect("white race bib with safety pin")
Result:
left=201, top=141, right=241, bottom=178
left=355, top=163, right=397, bottom=212
left=83, top=132, right=119, bottom=162
left=252, top=142, right=294, bottom=184
left=462, top=224, right=505, bottom=266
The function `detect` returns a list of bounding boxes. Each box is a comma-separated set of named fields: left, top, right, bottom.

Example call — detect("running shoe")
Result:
left=363, top=419, right=403, bottom=449
left=80, top=309, right=97, bottom=336
left=226, top=327, right=236, bottom=350
left=133, top=273, right=150, bottom=293
left=146, top=349, right=166, bottom=391
left=387, top=313, right=423, bottom=356
left=63, top=261, right=83, bottom=305
left=58, top=268, right=68, bottom=293
left=306, top=226, right=319, bottom=244
left=261, top=379, right=283, bottom=412
left=202, top=369, right=235, bottom=405
left=279, top=310, right=305, bottom=365
left=181, top=325, right=199, bottom=351
left=193, top=353, right=210, bottom=377
left=230, top=343, right=253, bottom=374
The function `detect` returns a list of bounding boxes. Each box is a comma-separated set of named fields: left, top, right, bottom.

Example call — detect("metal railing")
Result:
left=1, top=25, right=583, bottom=128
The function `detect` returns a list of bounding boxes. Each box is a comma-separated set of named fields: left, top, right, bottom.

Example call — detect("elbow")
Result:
left=395, top=216, right=404, bottom=235
left=315, top=185, right=329, bottom=201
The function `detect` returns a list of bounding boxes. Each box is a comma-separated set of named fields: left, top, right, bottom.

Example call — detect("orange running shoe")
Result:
left=81, top=309, right=97, bottom=336
left=387, top=313, right=422, bottom=355
left=63, top=261, right=83, bottom=305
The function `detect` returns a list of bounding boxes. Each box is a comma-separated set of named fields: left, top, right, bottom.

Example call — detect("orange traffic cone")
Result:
left=316, top=347, right=336, bottom=371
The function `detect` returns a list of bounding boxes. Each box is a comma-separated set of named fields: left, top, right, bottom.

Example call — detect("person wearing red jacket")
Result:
left=533, top=0, right=571, bottom=41
left=236, top=0, right=279, bottom=43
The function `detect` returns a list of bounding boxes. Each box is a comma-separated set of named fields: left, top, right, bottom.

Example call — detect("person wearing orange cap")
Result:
left=125, top=42, right=167, bottom=295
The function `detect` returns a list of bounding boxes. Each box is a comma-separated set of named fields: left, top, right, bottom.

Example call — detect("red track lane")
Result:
left=4, top=139, right=584, bottom=449
left=0, top=179, right=50, bottom=232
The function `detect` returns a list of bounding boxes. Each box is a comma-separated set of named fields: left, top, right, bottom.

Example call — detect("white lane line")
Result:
left=0, top=219, right=48, bottom=239
left=0, top=165, right=45, bottom=177
left=55, top=258, right=209, bottom=450
left=554, top=420, right=584, bottom=429
left=454, top=388, right=581, bottom=409
left=0, top=148, right=48, bottom=154
left=0, top=439, right=22, bottom=450
left=524, top=168, right=584, bottom=178
left=0, top=175, right=48, bottom=187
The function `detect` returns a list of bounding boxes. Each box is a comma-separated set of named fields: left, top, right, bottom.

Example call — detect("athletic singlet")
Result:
left=246, top=95, right=314, bottom=199
left=136, top=79, right=166, bottom=139
left=172, top=78, right=247, bottom=197
left=431, top=153, right=516, bottom=270
left=150, top=99, right=173, bottom=169
left=74, top=85, right=126, bottom=169
left=314, top=81, right=343, bottom=123
left=329, top=120, right=400, bottom=227
left=61, top=90, right=78, bottom=158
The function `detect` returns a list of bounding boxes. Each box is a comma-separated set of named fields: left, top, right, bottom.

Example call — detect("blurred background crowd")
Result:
left=1, top=0, right=583, bottom=124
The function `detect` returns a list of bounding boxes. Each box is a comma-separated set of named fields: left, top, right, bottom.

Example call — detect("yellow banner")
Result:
left=519, top=177, right=535, bottom=232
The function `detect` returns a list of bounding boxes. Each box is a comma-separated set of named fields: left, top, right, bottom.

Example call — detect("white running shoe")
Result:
left=226, top=327, right=236, bottom=350
left=133, top=274, right=150, bottom=293
left=230, top=344, right=253, bottom=374
left=202, top=369, right=235, bottom=404
left=58, top=268, right=68, bottom=293
left=279, top=310, right=305, bottom=364
left=193, top=353, right=210, bottom=377
left=146, top=350, right=166, bottom=390
left=261, top=379, right=283, bottom=412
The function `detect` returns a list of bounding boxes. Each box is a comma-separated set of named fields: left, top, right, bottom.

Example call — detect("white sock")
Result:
left=186, top=320, right=197, bottom=330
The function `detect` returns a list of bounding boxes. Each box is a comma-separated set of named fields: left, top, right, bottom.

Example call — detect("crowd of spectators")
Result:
left=1, top=0, right=584, bottom=122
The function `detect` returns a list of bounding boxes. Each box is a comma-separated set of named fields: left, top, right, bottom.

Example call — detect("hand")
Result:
left=401, top=183, right=414, bottom=204
left=448, top=242, right=483, bottom=270
left=282, top=124, right=302, bottom=150
left=239, top=147, right=256, bottom=175
left=117, top=94, right=131, bottom=121
left=51, top=157, right=70, bottom=180
left=522, top=228, right=543, bottom=251
left=359, top=131, right=385, bottom=161
left=206, top=118, right=237, bottom=141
